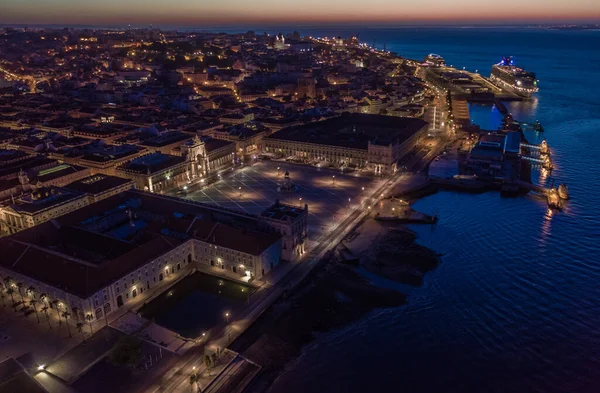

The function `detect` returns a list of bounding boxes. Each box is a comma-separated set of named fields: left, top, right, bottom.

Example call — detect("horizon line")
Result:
left=1, top=21, right=599, bottom=29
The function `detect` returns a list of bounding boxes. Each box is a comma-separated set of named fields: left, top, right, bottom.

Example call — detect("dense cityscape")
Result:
left=0, top=20, right=593, bottom=393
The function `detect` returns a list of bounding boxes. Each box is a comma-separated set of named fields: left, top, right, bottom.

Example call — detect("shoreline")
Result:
left=230, top=217, right=440, bottom=393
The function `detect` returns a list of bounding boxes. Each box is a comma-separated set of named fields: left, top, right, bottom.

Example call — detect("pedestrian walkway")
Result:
left=202, top=354, right=261, bottom=393
left=45, top=326, right=123, bottom=383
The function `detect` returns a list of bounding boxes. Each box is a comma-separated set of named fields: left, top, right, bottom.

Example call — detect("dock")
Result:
left=515, top=180, right=567, bottom=208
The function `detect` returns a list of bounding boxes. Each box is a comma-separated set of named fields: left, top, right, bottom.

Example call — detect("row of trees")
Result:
left=1, top=275, right=95, bottom=343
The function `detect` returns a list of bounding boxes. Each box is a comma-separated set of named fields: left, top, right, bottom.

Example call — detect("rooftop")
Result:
left=140, top=132, right=191, bottom=147
left=5, top=187, right=85, bottom=214
left=266, top=113, right=427, bottom=150
left=0, top=358, right=48, bottom=393
left=34, top=164, right=88, bottom=183
left=261, top=200, right=306, bottom=221
left=203, top=138, right=234, bottom=153
left=64, top=174, right=134, bottom=195
left=117, top=153, right=186, bottom=175
left=0, top=190, right=281, bottom=298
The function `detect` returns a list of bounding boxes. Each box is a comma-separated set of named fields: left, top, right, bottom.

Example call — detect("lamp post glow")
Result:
left=225, top=312, right=229, bottom=324
left=332, top=175, right=335, bottom=186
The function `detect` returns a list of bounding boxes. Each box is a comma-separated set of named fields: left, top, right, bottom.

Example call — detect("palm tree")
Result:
left=76, top=322, right=85, bottom=343
left=29, top=299, right=40, bottom=323
left=6, top=288, right=16, bottom=310
left=27, top=286, right=35, bottom=300
left=52, top=300, right=61, bottom=325
left=3, top=276, right=12, bottom=290
left=72, top=307, right=80, bottom=323
left=85, top=313, right=94, bottom=335
left=204, top=355, right=212, bottom=377
left=189, top=374, right=199, bottom=392
left=41, top=306, right=52, bottom=330
left=16, top=282, right=24, bottom=303
left=62, top=311, right=72, bottom=337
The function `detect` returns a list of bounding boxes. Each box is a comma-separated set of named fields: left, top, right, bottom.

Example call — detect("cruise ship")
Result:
left=424, top=53, right=446, bottom=67
left=490, top=57, right=539, bottom=98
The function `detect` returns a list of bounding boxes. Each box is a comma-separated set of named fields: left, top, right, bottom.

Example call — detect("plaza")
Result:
left=170, top=160, right=386, bottom=243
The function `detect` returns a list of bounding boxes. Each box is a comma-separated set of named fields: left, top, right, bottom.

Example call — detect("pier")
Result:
left=521, top=140, right=549, bottom=155
left=515, top=120, right=545, bottom=132
left=515, top=180, right=568, bottom=208
left=520, top=140, right=552, bottom=169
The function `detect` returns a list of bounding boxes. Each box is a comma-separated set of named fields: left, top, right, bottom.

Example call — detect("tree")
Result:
left=72, top=307, right=80, bottom=323
left=0, top=292, right=5, bottom=307
left=189, top=374, right=198, bottom=392
left=76, top=322, right=85, bottom=343
left=41, top=306, right=52, bottom=329
left=16, top=282, right=24, bottom=303
left=85, top=313, right=94, bottom=335
left=62, top=311, right=72, bottom=337
left=3, top=276, right=12, bottom=291
left=6, top=288, right=16, bottom=309
left=109, top=336, right=143, bottom=369
left=204, top=355, right=212, bottom=377
left=29, top=299, right=40, bottom=323
left=52, top=300, right=61, bottom=325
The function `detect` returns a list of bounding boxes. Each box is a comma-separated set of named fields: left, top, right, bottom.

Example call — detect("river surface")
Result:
left=259, top=27, right=600, bottom=393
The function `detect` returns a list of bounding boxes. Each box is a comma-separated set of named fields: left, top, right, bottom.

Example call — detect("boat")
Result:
left=490, top=57, right=539, bottom=98
left=557, top=184, right=569, bottom=199
left=424, top=53, right=446, bottom=67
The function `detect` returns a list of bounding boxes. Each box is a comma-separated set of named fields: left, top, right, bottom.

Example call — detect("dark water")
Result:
left=139, top=273, right=254, bottom=338
left=265, top=28, right=600, bottom=393
left=468, top=102, right=504, bottom=130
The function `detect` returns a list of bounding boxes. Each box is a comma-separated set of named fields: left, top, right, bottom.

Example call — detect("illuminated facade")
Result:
left=0, top=190, right=306, bottom=324
left=265, top=113, right=428, bottom=174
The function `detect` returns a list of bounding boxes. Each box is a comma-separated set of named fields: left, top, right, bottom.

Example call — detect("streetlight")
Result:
left=361, top=186, right=365, bottom=191
left=238, top=186, right=242, bottom=197
left=225, top=312, right=229, bottom=324
left=332, top=175, right=335, bottom=186
left=277, top=166, right=280, bottom=176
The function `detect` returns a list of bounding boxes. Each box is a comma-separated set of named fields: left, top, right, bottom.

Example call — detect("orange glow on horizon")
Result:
left=2, top=0, right=598, bottom=26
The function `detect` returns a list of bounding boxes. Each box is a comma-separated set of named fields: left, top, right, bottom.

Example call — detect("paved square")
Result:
left=170, top=161, right=385, bottom=242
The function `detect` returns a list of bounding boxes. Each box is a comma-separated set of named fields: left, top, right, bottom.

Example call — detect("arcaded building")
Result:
left=264, top=113, right=428, bottom=174
left=0, top=190, right=307, bottom=324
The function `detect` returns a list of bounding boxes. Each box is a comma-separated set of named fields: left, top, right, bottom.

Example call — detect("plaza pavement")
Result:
left=169, top=160, right=385, bottom=243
